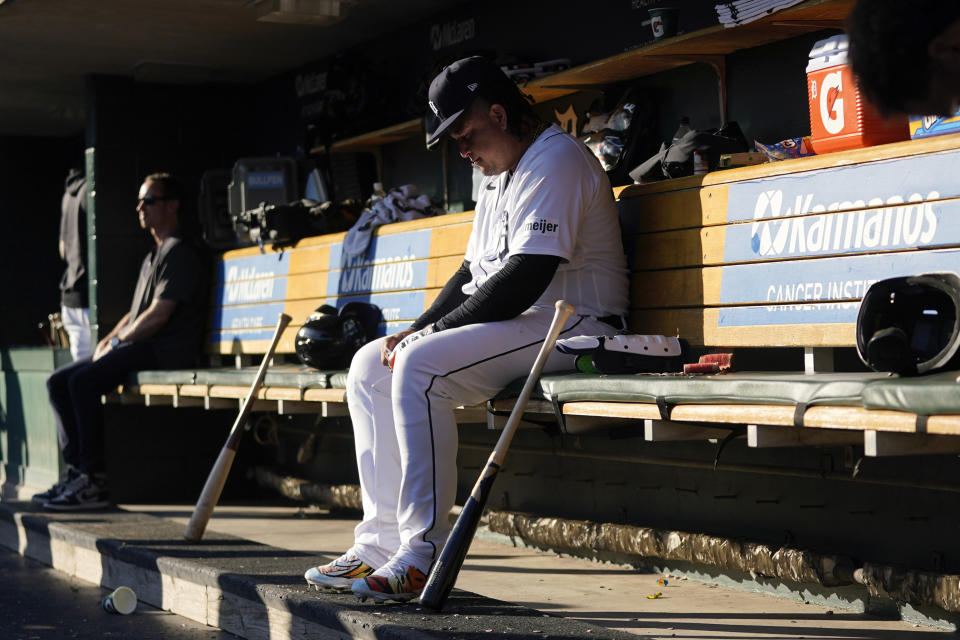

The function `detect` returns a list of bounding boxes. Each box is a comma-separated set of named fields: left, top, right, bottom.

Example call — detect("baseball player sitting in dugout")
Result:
left=36, top=173, right=207, bottom=511
left=303, top=56, right=629, bottom=603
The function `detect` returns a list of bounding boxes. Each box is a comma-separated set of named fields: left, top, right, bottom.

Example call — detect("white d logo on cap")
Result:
left=428, top=101, right=440, bottom=117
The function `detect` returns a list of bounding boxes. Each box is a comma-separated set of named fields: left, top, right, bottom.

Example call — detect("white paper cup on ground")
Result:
left=101, top=585, right=137, bottom=615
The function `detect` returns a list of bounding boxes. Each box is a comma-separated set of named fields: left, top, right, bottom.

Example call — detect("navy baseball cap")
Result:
left=426, top=56, right=515, bottom=148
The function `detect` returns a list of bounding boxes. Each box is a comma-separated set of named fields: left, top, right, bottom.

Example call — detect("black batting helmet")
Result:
left=295, top=305, right=351, bottom=370
left=339, top=301, right=382, bottom=352
left=857, top=272, right=960, bottom=376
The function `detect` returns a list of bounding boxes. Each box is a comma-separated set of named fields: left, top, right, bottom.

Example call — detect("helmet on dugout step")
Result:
left=339, top=301, right=382, bottom=352
left=295, top=305, right=352, bottom=370
left=856, top=272, right=960, bottom=376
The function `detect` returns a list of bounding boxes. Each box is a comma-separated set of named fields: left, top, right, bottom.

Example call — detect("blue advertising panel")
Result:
left=210, top=301, right=287, bottom=330
left=723, top=149, right=960, bottom=225
left=217, top=251, right=290, bottom=286
left=213, top=327, right=282, bottom=343
left=328, top=290, right=427, bottom=324
left=718, top=303, right=858, bottom=328
left=724, top=197, right=960, bottom=263
left=214, top=253, right=290, bottom=310
left=328, top=229, right=433, bottom=296
left=328, top=260, right=429, bottom=296
left=717, top=248, right=960, bottom=326
left=212, top=253, right=291, bottom=343
left=329, top=229, right=433, bottom=269
left=384, top=321, right=409, bottom=336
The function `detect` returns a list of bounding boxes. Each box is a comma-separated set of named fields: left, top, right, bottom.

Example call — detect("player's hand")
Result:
left=384, top=325, right=435, bottom=369
left=381, top=329, right=414, bottom=366
left=92, top=338, right=111, bottom=362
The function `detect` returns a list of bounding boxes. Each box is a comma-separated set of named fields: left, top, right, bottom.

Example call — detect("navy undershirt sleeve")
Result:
left=432, top=253, right=561, bottom=331
left=409, top=260, right=472, bottom=331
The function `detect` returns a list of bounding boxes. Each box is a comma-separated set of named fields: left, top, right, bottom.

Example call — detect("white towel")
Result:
left=342, top=185, right=441, bottom=264
left=715, top=0, right=804, bottom=27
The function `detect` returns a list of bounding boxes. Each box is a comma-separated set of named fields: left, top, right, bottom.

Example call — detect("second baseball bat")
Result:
left=184, top=312, right=292, bottom=542
left=419, top=299, right=576, bottom=610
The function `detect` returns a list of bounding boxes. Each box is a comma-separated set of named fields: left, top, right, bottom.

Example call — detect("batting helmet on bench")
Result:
left=857, top=272, right=960, bottom=376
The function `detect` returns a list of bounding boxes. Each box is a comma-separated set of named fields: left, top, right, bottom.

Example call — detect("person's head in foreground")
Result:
left=848, top=0, right=960, bottom=115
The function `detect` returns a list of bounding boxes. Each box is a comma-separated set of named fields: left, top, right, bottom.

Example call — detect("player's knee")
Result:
left=46, top=371, right=62, bottom=394
left=391, top=345, right=449, bottom=403
left=47, top=367, right=75, bottom=396
left=389, top=343, right=424, bottom=379
left=346, top=339, right=385, bottom=395
left=66, top=373, right=93, bottom=398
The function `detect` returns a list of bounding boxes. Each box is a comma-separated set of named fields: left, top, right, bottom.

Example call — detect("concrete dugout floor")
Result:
left=0, top=545, right=235, bottom=640
left=123, top=503, right=950, bottom=639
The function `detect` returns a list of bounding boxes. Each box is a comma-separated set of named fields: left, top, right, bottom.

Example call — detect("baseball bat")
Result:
left=419, top=299, right=576, bottom=610
left=184, top=312, right=292, bottom=542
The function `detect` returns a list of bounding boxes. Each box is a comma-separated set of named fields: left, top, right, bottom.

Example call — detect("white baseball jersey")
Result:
left=464, top=123, right=629, bottom=319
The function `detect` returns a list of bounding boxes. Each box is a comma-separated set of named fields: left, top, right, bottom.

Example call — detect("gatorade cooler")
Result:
left=806, top=35, right=908, bottom=154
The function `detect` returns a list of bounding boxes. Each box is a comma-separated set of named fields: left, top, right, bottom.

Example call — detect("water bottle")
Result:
left=575, top=354, right=601, bottom=374
left=370, top=182, right=387, bottom=204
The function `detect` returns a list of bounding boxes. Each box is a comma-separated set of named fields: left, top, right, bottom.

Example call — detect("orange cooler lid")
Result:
left=806, top=34, right=849, bottom=73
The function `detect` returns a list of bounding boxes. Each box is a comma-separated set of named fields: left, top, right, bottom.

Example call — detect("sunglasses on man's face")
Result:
left=138, top=195, right=170, bottom=206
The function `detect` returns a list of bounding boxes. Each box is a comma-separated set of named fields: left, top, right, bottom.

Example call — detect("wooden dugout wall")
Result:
left=206, top=133, right=960, bottom=356
left=208, top=212, right=472, bottom=355
left=620, top=133, right=960, bottom=346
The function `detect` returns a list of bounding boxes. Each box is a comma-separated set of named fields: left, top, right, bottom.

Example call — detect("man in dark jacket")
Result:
left=58, top=169, right=90, bottom=360
left=36, top=173, right=208, bottom=511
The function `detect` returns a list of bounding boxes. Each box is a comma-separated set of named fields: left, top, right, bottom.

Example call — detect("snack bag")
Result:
left=754, top=137, right=816, bottom=162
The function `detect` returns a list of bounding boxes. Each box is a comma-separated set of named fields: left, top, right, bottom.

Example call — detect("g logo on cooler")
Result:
left=651, top=16, right=664, bottom=37
left=819, top=71, right=844, bottom=135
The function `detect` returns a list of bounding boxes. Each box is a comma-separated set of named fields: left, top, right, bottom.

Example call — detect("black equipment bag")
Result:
left=629, top=121, right=749, bottom=183
left=234, top=199, right=357, bottom=250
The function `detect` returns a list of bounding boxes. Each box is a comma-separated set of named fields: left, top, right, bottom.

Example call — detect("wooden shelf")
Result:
left=310, top=118, right=423, bottom=154
left=522, top=0, right=852, bottom=103
left=311, top=0, right=852, bottom=154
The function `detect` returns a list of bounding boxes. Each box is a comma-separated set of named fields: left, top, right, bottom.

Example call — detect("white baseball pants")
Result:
left=345, top=307, right=611, bottom=572
left=61, top=305, right=91, bottom=361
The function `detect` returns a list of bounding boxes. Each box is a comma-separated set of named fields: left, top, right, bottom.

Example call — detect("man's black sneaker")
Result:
left=31, top=466, right=81, bottom=504
left=43, top=473, right=109, bottom=511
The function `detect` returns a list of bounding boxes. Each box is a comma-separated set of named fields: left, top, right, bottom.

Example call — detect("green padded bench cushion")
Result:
left=131, top=364, right=960, bottom=418
left=129, top=369, right=200, bottom=385
left=192, top=365, right=336, bottom=389
left=129, top=365, right=349, bottom=390
left=499, top=371, right=891, bottom=409
left=329, top=371, right=349, bottom=389
left=861, top=370, right=960, bottom=415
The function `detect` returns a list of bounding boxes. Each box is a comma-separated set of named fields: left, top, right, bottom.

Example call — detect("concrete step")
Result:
left=0, top=501, right=638, bottom=640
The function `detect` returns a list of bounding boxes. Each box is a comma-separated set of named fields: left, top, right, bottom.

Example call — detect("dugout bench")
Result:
left=109, top=132, right=960, bottom=460
left=496, top=132, right=960, bottom=457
